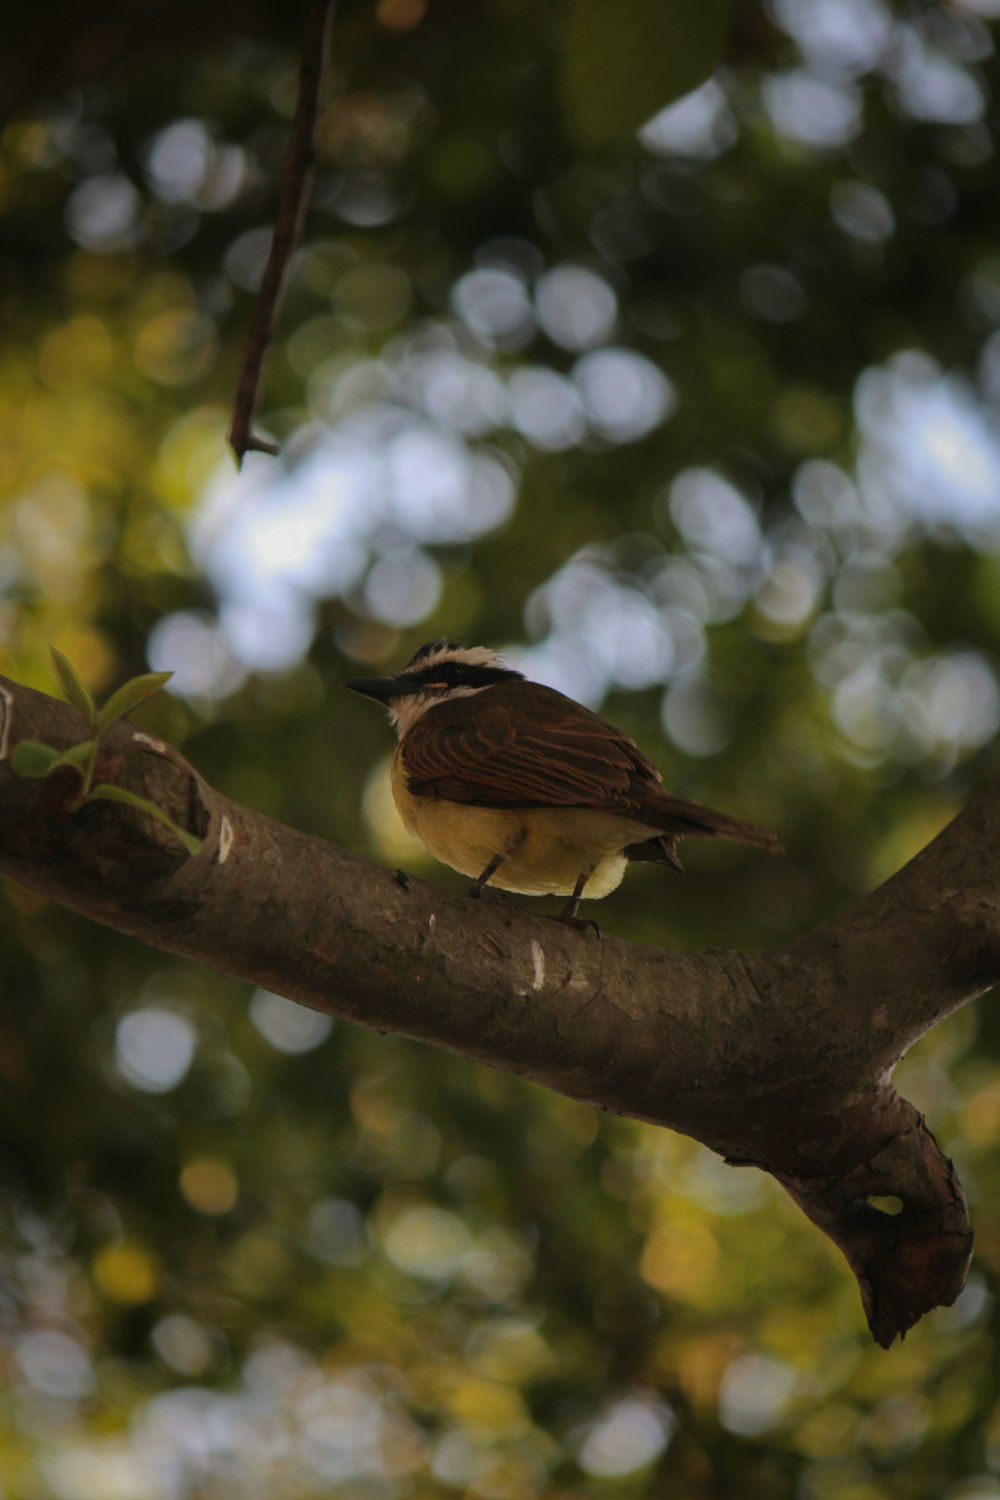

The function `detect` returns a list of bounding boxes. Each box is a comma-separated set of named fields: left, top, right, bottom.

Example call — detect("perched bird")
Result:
left=344, top=641, right=781, bottom=924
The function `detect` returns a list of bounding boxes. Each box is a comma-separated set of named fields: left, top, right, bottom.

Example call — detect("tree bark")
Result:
left=2, top=673, right=998, bottom=1345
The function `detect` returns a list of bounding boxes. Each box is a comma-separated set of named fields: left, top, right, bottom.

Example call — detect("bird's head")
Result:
left=343, top=640, right=524, bottom=735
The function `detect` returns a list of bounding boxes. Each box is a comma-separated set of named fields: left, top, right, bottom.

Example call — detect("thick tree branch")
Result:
left=228, top=0, right=335, bottom=467
left=2, top=674, right=997, bottom=1344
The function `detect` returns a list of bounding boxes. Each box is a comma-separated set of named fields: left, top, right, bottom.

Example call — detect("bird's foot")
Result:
left=468, top=852, right=504, bottom=900
left=548, top=911, right=601, bottom=938
left=548, top=872, right=598, bottom=934
left=468, top=882, right=512, bottom=909
left=394, top=868, right=410, bottom=891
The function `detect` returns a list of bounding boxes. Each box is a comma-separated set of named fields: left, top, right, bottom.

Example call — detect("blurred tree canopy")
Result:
left=5, top=1, right=1000, bottom=1495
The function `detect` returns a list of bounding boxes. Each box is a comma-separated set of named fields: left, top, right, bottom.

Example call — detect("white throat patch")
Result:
left=389, top=683, right=489, bottom=737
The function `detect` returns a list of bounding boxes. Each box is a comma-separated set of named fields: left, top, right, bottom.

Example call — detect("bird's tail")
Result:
left=626, top=835, right=686, bottom=872
left=646, top=795, right=783, bottom=853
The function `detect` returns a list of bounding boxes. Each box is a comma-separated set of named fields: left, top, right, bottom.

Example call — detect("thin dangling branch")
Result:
left=228, top=0, right=336, bottom=467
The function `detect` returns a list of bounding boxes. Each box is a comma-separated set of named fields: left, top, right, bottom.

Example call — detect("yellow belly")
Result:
left=391, top=755, right=654, bottom=899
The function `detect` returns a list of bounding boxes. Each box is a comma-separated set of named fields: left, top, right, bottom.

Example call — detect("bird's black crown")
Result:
left=402, top=642, right=524, bottom=691
left=405, top=639, right=467, bottom=668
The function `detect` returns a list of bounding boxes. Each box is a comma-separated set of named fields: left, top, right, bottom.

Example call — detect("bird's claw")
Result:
left=549, top=912, right=601, bottom=938
left=468, top=883, right=512, bottom=909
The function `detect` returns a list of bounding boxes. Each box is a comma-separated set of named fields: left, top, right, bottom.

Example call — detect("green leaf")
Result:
left=51, top=647, right=96, bottom=725
left=561, top=0, right=732, bottom=147
left=10, top=740, right=60, bottom=776
left=87, top=783, right=202, bottom=856
left=98, top=671, right=173, bottom=728
left=49, top=740, right=95, bottom=774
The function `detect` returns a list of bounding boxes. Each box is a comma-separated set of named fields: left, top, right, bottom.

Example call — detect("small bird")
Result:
left=345, top=641, right=781, bottom=924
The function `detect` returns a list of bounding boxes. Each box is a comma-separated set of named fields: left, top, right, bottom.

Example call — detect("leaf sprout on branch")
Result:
left=11, top=649, right=201, bottom=856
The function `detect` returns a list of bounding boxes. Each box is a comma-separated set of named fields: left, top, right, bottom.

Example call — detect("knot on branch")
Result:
left=777, top=1108, right=972, bottom=1347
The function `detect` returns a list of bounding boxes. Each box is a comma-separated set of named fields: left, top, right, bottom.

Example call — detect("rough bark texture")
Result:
left=2, top=674, right=998, bottom=1344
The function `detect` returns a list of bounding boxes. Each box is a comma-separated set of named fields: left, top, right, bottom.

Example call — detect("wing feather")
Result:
left=403, top=683, right=654, bottom=807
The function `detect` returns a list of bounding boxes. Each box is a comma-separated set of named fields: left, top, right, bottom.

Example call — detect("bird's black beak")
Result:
left=342, top=675, right=400, bottom=702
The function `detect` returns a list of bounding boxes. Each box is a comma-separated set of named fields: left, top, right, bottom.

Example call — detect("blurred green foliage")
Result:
left=4, top=1, right=1000, bottom=1496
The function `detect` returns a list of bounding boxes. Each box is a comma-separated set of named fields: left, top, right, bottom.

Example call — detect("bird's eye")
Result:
left=414, top=662, right=463, bottom=689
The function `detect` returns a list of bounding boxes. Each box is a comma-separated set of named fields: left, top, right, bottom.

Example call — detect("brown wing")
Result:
left=402, top=682, right=781, bottom=850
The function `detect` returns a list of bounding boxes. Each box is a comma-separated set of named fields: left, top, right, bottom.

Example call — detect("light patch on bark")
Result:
left=217, top=814, right=234, bottom=865
left=531, top=939, right=546, bottom=991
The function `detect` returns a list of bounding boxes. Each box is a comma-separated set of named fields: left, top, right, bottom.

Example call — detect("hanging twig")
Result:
left=228, top=0, right=336, bottom=467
